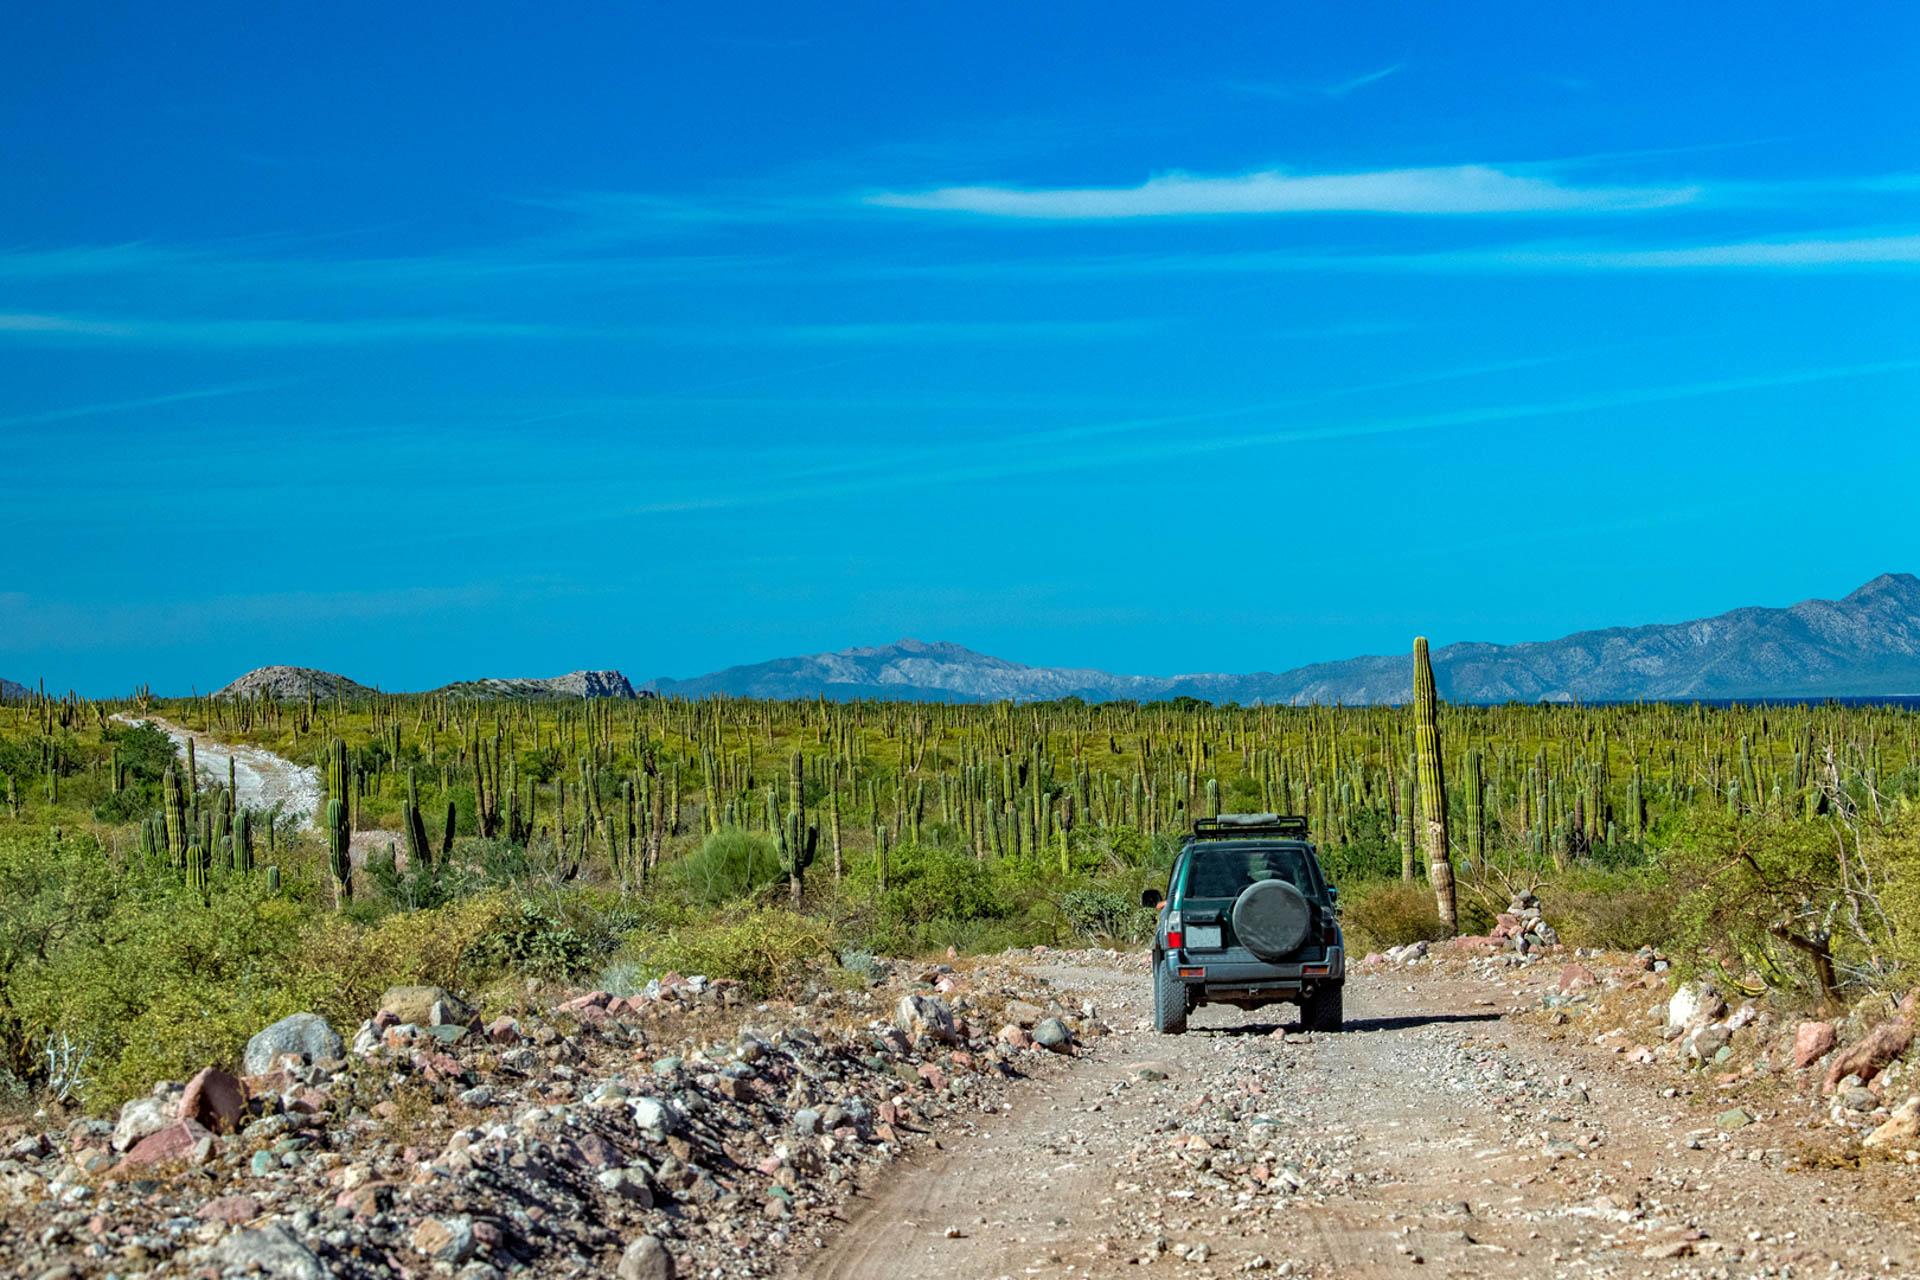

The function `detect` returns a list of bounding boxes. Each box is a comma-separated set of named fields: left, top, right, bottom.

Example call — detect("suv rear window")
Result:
left=1179, top=845, right=1315, bottom=901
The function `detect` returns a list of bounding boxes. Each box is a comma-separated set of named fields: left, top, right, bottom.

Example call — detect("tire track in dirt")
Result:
left=788, top=957, right=1920, bottom=1280
left=112, top=713, right=322, bottom=829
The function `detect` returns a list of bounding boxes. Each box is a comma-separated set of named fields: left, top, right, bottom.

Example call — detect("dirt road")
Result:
left=112, top=713, right=322, bottom=829
left=791, top=956, right=1919, bottom=1280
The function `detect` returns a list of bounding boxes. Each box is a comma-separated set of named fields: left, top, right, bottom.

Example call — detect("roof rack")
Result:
left=1189, top=813, right=1310, bottom=840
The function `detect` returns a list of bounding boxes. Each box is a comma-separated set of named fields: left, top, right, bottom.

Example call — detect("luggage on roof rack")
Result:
left=1189, top=814, right=1310, bottom=840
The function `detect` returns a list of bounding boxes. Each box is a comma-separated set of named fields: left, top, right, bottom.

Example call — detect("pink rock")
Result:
left=916, top=1063, right=947, bottom=1091
left=1824, top=1018, right=1914, bottom=1092
left=1793, top=1021, right=1837, bottom=1069
left=997, top=1025, right=1032, bottom=1049
left=571, top=1131, right=622, bottom=1169
left=119, top=1119, right=215, bottom=1169
left=198, top=1193, right=259, bottom=1224
left=485, top=1017, right=521, bottom=1044
left=418, top=1052, right=464, bottom=1081
left=1558, top=964, right=1599, bottom=994
left=337, top=1182, right=391, bottom=1217
left=179, top=1067, right=249, bottom=1134
left=373, top=1009, right=400, bottom=1030
left=950, top=1051, right=975, bottom=1070
left=560, top=990, right=611, bottom=1012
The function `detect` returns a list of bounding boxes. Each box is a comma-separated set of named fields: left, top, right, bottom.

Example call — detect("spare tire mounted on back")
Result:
left=1231, top=878, right=1311, bottom=961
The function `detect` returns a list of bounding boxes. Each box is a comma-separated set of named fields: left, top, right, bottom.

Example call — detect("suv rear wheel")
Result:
left=1152, top=956, right=1189, bottom=1035
left=1300, top=984, right=1344, bottom=1033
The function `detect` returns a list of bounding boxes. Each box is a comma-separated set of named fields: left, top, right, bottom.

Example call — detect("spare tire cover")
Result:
left=1232, top=879, right=1311, bottom=961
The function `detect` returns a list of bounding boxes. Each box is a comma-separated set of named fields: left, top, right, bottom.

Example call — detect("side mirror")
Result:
left=1326, top=886, right=1340, bottom=904
left=1140, top=888, right=1163, bottom=909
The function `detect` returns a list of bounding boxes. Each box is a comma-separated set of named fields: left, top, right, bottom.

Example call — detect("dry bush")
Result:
left=1341, top=880, right=1450, bottom=953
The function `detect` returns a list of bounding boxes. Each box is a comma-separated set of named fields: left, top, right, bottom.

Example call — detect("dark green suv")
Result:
left=1142, top=814, right=1345, bottom=1034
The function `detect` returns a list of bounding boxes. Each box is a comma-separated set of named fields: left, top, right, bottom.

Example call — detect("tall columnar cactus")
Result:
left=325, top=736, right=351, bottom=831
left=778, top=751, right=819, bottom=908
left=1463, top=749, right=1486, bottom=867
left=235, top=809, right=254, bottom=873
left=1411, top=636, right=1457, bottom=934
left=403, top=767, right=432, bottom=871
left=1398, top=763, right=1417, bottom=881
left=185, top=836, right=208, bottom=896
left=327, top=796, right=352, bottom=907
left=163, top=764, right=188, bottom=868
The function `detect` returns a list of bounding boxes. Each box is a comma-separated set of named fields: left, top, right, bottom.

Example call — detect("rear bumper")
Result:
left=1171, top=946, right=1344, bottom=1001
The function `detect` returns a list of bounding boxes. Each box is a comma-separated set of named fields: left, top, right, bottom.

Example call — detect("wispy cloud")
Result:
left=0, top=310, right=1153, bottom=350
left=0, top=313, right=573, bottom=347
left=550, top=359, right=1920, bottom=523
left=1465, top=231, right=1920, bottom=269
left=0, top=312, right=129, bottom=335
left=868, top=164, right=1701, bottom=219
left=866, top=227, right=1920, bottom=281
left=1229, top=63, right=1406, bottom=101
left=0, top=382, right=284, bottom=429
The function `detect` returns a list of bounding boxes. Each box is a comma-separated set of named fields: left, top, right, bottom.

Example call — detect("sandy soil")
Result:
left=111, top=714, right=322, bottom=830
left=790, top=956, right=1920, bottom=1280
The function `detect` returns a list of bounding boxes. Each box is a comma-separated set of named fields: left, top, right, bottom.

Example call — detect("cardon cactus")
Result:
left=185, top=836, right=208, bottom=896
left=163, top=764, right=188, bottom=868
left=1411, top=636, right=1456, bottom=934
left=403, top=767, right=432, bottom=871
left=778, top=751, right=819, bottom=908
left=234, top=808, right=254, bottom=874
left=327, top=796, right=352, bottom=906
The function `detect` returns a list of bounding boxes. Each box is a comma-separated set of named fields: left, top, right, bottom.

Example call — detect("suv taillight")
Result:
left=1164, top=910, right=1183, bottom=951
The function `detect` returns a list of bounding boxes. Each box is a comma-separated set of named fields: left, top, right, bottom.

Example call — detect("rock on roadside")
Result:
left=243, top=1012, right=343, bottom=1075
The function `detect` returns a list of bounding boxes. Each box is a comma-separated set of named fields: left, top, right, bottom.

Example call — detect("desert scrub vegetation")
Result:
left=6, top=683, right=1920, bottom=1108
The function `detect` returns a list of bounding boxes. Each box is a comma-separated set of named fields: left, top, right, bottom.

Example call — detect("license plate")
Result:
left=1186, top=924, right=1223, bottom=950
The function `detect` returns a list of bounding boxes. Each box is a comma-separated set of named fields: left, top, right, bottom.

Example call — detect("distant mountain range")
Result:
left=645, top=573, right=1920, bottom=705
left=182, top=573, right=1920, bottom=705
left=212, top=665, right=640, bottom=701
left=0, top=677, right=27, bottom=703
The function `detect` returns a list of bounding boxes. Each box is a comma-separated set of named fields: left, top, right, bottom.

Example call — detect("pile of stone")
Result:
left=1490, top=892, right=1559, bottom=954
left=0, top=955, right=1107, bottom=1279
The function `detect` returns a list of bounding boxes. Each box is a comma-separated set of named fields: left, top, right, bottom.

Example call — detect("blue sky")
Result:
left=4, top=3, right=1918, bottom=694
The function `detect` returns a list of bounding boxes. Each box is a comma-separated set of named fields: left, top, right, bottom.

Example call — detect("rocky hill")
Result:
left=646, top=574, right=1920, bottom=705
left=212, top=666, right=375, bottom=701
left=211, top=668, right=641, bottom=701
left=0, top=677, right=27, bottom=702
left=647, top=639, right=1154, bottom=703
left=430, top=670, right=641, bottom=700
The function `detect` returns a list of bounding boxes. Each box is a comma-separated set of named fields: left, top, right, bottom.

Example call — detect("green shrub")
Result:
left=624, top=906, right=835, bottom=993
left=467, top=896, right=599, bottom=980
left=1059, top=887, right=1152, bottom=943
left=1340, top=879, right=1450, bottom=953
left=1548, top=868, right=1674, bottom=952
left=668, top=828, right=783, bottom=905
left=1872, top=803, right=1920, bottom=977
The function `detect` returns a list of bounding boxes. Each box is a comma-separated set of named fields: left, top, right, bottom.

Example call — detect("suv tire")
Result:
left=1152, top=956, right=1189, bottom=1035
left=1232, top=879, right=1313, bottom=961
left=1301, top=984, right=1344, bottom=1033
